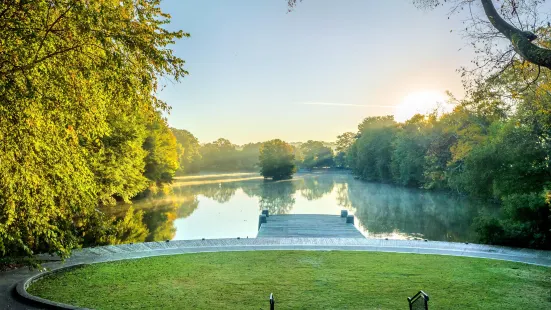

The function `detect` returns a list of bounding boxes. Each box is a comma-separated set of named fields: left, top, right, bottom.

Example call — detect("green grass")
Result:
left=29, top=251, right=550, bottom=309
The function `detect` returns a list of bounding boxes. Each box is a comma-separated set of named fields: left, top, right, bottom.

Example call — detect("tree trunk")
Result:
left=480, top=0, right=551, bottom=69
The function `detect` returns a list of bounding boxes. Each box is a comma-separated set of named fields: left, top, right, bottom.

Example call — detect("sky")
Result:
left=159, top=0, right=477, bottom=145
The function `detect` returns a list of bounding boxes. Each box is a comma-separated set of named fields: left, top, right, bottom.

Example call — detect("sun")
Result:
left=393, top=91, right=452, bottom=123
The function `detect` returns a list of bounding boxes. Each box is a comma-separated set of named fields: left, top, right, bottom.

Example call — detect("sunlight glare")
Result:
left=393, top=91, right=452, bottom=123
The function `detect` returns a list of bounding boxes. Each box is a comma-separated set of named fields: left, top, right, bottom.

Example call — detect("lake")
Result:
left=111, top=171, right=486, bottom=243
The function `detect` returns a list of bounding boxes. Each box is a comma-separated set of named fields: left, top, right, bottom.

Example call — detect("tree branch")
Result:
left=32, top=4, right=74, bottom=66
left=480, top=0, right=551, bottom=69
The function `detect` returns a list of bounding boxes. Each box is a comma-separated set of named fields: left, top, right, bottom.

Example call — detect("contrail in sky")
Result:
left=299, top=102, right=395, bottom=108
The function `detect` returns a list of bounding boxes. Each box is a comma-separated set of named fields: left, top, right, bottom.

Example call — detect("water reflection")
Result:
left=105, top=172, right=488, bottom=243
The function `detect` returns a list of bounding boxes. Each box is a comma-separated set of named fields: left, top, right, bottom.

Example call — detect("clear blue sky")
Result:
left=159, top=0, right=475, bottom=145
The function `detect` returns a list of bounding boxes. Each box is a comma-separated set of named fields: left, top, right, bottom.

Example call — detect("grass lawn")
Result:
left=29, top=251, right=550, bottom=309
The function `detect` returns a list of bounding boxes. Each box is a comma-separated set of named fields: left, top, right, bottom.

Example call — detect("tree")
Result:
left=142, top=114, right=180, bottom=188
left=335, top=132, right=356, bottom=168
left=172, top=128, right=202, bottom=174
left=299, top=140, right=334, bottom=169
left=0, top=0, right=187, bottom=260
left=259, top=139, right=297, bottom=180
left=349, top=116, right=397, bottom=182
left=238, top=142, right=263, bottom=170
left=391, top=114, right=433, bottom=187
left=199, top=138, right=239, bottom=171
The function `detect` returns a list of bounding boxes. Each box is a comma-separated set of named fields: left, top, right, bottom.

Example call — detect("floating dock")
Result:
left=257, top=211, right=365, bottom=238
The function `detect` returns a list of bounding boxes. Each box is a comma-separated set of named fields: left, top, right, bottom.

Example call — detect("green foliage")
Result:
left=349, top=116, right=397, bottom=182
left=197, top=139, right=263, bottom=172
left=299, top=140, right=334, bottom=169
left=90, top=111, right=150, bottom=206
left=391, top=114, right=432, bottom=187
left=199, top=138, right=239, bottom=171
left=238, top=142, right=263, bottom=170
left=448, top=121, right=548, bottom=199
left=259, top=139, right=296, bottom=180
left=0, top=0, right=186, bottom=260
left=334, top=132, right=356, bottom=168
left=476, top=191, right=551, bottom=249
left=100, top=206, right=149, bottom=245
left=143, top=114, right=180, bottom=186
left=171, top=128, right=202, bottom=174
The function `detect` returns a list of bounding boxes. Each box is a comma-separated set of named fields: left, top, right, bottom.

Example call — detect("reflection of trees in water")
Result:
left=241, top=180, right=297, bottom=214
left=103, top=172, right=488, bottom=243
left=177, top=196, right=199, bottom=218
left=297, top=175, right=335, bottom=200
left=105, top=190, right=201, bottom=242
left=142, top=207, right=176, bottom=241
left=258, top=180, right=296, bottom=214
left=242, top=173, right=349, bottom=214
left=173, top=182, right=237, bottom=203
left=195, top=183, right=237, bottom=203
left=113, top=178, right=258, bottom=242
left=335, top=183, right=351, bottom=208
left=346, top=178, right=481, bottom=241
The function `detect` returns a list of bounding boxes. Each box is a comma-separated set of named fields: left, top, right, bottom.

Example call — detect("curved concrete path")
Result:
left=2, top=238, right=551, bottom=309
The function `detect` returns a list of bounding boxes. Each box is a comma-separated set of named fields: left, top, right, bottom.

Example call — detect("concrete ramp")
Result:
left=257, top=214, right=365, bottom=238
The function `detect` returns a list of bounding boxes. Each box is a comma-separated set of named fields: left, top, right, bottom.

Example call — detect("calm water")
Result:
left=111, top=172, right=487, bottom=243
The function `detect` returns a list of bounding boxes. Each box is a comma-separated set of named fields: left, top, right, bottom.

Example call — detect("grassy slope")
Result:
left=29, top=251, right=550, bottom=309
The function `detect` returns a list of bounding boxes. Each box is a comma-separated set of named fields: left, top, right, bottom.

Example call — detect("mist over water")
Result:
left=110, top=172, right=489, bottom=243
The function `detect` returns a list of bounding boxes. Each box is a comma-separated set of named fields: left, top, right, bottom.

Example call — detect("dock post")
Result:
left=346, top=214, right=354, bottom=224
left=258, top=214, right=267, bottom=230
left=262, top=209, right=269, bottom=217
left=340, top=210, right=348, bottom=218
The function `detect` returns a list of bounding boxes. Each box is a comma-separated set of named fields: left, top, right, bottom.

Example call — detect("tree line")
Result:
left=171, top=129, right=349, bottom=175
left=338, top=71, right=550, bottom=249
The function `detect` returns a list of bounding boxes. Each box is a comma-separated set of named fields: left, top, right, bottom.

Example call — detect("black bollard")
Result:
left=340, top=210, right=348, bottom=218
left=269, top=293, right=275, bottom=310
left=262, top=209, right=269, bottom=217
left=346, top=214, right=354, bottom=224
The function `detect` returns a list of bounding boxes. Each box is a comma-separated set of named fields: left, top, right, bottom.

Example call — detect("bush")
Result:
left=475, top=191, right=551, bottom=249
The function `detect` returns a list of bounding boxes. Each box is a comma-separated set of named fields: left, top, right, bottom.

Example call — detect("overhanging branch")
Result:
left=480, top=0, right=551, bottom=69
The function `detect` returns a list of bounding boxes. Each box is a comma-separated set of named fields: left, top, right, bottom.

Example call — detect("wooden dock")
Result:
left=257, top=214, right=365, bottom=238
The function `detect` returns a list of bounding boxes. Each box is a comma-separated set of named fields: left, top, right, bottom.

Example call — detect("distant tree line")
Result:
left=171, top=131, right=352, bottom=175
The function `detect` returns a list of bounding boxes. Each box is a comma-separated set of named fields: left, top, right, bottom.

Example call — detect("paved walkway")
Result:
left=2, top=238, right=550, bottom=309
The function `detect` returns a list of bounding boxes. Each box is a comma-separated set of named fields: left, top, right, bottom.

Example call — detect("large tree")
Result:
left=172, top=128, right=202, bottom=174
left=0, top=0, right=187, bottom=260
left=259, top=139, right=297, bottom=180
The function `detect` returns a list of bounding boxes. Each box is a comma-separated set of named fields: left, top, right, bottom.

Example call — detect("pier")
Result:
left=257, top=211, right=365, bottom=238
